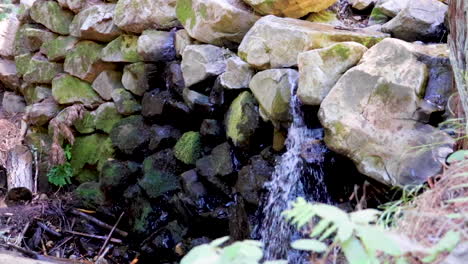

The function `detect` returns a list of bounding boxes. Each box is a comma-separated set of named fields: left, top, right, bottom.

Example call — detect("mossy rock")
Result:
left=73, top=110, right=96, bottom=134
left=70, top=134, right=114, bottom=176
left=22, top=85, right=52, bottom=105
left=75, top=182, right=105, bottom=209
left=23, top=55, right=63, bottom=84
left=225, top=91, right=259, bottom=149
left=30, top=0, right=74, bottom=35
left=14, top=53, right=32, bottom=77
left=94, top=102, right=123, bottom=134
left=100, top=160, right=138, bottom=199
left=75, top=168, right=99, bottom=184
left=41, top=36, right=79, bottom=62
left=110, top=115, right=150, bottom=155
left=14, top=24, right=57, bottom=56
left=111, top=88, right=141, bottom=115
left=52, top=74, right=103, bottom=106
left=101, top=35, right=142, bottom=62
left=173, top=131, right=202, bottom=165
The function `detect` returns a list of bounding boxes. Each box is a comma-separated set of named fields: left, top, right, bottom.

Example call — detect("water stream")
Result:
left=258, top=93, right=331, bottom=263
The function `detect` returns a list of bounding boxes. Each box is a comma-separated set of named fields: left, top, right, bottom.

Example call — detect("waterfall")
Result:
left=258, top=93, right=331, bottom=263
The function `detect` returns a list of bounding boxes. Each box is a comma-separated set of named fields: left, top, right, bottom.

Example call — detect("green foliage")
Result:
left=447, top=150, right=468, bottom=163
left=47, top=145, right=74, bottom=187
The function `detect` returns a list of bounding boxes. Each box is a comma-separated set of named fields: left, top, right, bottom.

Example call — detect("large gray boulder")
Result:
left=176, top=0, right=259, bottom=47
left=181, top=45, right=234, bottom=87
left=238, top=15, right=388, bottom=69
left=381, top=0, right=447, bottom=42
left=30, top=0, right=74, bottom=35
left=0, top=58, right=21, bottom=91
left=92, top=70, right=123, bottom=100
left=70, top=4, right=122, bottom=42
left=318, top=38, right=455, bottom=186
left=249, top=69, right=299, bottom=123
left=113, top=0, right=180, bottom=33
left=297, top=42, right=368, bottom=105
left=137, top=30, right=175, bottom=62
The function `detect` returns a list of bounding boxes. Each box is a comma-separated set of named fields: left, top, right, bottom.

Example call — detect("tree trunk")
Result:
left=6, top=145, right=33, bottom=191
left=448, top=0, right=468, bottom=138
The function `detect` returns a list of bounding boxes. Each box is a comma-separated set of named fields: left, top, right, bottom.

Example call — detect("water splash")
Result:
left=258, top=94, right=330, bottom=262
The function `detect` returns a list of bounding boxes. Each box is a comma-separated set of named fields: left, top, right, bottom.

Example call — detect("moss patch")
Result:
left=225, top=91, right=259, bottom=148
left=173, top=131, right=202, bottom=165
left=75, top=182, right=105, bottom=209
left=322, top=43, right=351, bottom=60
left=176, top=0, right=196, bottom=29
left=52, top=74, right=102, bottom=106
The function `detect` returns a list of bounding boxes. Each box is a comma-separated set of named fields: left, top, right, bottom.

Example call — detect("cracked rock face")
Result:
left=318, top=38, right=454, bottom=186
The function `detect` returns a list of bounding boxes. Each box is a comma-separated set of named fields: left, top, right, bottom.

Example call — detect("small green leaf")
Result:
left=291, top=239, right=327, bottom=252
left=210, top=236, right=230, bottom=247
left=310, top=219, right=331, bottom=238
left=180, top=244, right=219, bottom=264
left=447, top=150, right=468, bottom=163
left=355, top=226, right=402, bottom=256
left=350, top=209, right=381, bottom=224
left=341, top=236, right=370, bottom=264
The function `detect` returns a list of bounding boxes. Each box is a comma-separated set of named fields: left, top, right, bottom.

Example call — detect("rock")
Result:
left=182, top=88, right=213, bottom=113
left=243, top=0, right=337, bottom=18
left=14, top=24, right=57, bottom=55
left=137, top=30, right=175, bottom=62
left=100, top=160, right=136, bottom=199
left=101, top=35, right=142, bottom=63
left=181, top=45, right=234, bottom=87
left=64, top=41, right=116, bottom=83
left=14, top=53, right=32, bottom=77
left=306, top=10, right=342, bottom=26
left=238, top=15, right=388, bottom=69
left=113, top=0, right=180, bottom=33
left=148, top=124, right=181, bottom=151
left=111, top=88, right=141, bottom=115
left=139, top=149, right=180, bottom=199
left=70, top=4, right=122, bottom=42
left=368, top=6, right=390, bottom=25
left=141, top=90, right=168, bottom=118
left=249, top=69, right=298, bottom=123
left=30, top=0, right=74, bottom=35
left=318, top=38, right=455, bottom=186
left=52, top=74, right=103, bottom=106
left=94, top=102, right=123, bottom=133
left=219, top=56, right=254, bottom=90
left=110, top=115, right=150, bottom=155
left=225, top=91, right=259, bottom=149
left=76, top=168, right=99, bottom=184
left=0, top=58, right=20, bottom=90
left=23, top=53, right=63, bottom=84
left=180, top=170, right=207, bottom=199
left=24, top=100, right=60, bottom=126
left=57, top=0, right=96, bottom=13
left=74, top=110, right=96, bottom=134
left=235, top=155, right=273, bottom=205
left=75, top=182, right=105, bottom=209
left=297, top=42, right=368, bottom=105
left=40, top=36, right=79, bottom=62
left=176, top=0, right=259, bottom=46
left=122, top=63, right=155, bottom=96
left=175, top=29, right=193, bottom=57
left=351, top=0, right=375, bottom=10
left=375, top=0, right=410, bottom=17
left=164, top=62, right=185, bottom=96
left=196, top=142, right=234, bottom=178
left=91, top=70, right=123, bottom=101
left=173, top=131, right=202, bottom=165
left=0, top=15, right=20, bottom=57
left=2, top=92, right=26, bottom=114
left=381, top=0, right=447, bottom=42
left=200, top=119, right=222, bottom=138
left=70, top=134, right=114, bottom=174
left=22, top=85, right=52, bottom=104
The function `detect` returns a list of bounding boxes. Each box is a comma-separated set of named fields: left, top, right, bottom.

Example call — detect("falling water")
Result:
left=258, top=93, right=331, bottom=263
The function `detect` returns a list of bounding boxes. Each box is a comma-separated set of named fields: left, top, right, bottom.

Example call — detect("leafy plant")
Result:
left=47, top=144, right=73, bottom=187
left=283, top=197, right=461, bottom=264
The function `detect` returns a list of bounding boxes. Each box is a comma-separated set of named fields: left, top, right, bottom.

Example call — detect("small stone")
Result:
left=200, top=119, right=222, bottom=138
left=94, top=102, right=123, bottom=133
left=30, top=0, right=74, bottom=35
left=219, top=56, right=254, bottom=90
left=64, top=41, right=116, bottom=83
left=14, top=24, right=57, bottom=55
left=110, top=115, right=150, bottom=155
left=122, top=62, right=155, bottom=96
left=92, top=70, right=123, bottom=101
left=180, top=170, right=207, bottom=199
left=23, top=53, right=63, bottom=84
left=52, top=74, right=103, bottom=106
left=101, top=35, right=142, bottom=63
left=40, top=36, right=79, bottom=62
left=0, top=58, right=20, bottom=90
left=111, top=88, right=141, bottom=115
left=182, top=88, right=213, bottom=114
left=195, top=142, right=233, bottom=178
left=24, top=100, right=60, bottom=126
left=235, top=155, right=273, bottom=205
left=148, top=124, right=181, bottom=151
left=2, top=92, right=26, bottom=114
left=70, top=4, right=122, bottom=42
left=137, top=30, right=175, bottom=62
left=174, top=131, right=202, bottom=165
left=175, top=29, right=193, bottom=57
left=100, top=160, right=135, bottom=197
left=225, top=91, right=259, bottom=149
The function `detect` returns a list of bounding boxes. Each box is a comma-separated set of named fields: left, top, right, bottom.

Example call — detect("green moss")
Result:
left=75, top=182, right=105, bottom=209
left=30, top=0, right=73, bottom=35
left=52, top=75, right=102, bottom=105
left=14, top=53, right=32, bottom=76
left=74, top=110, right=96, bottom=134
left=225, top=91, right=259, bottom=148
left=199, top=3, right=208, bottom=19
left=132, top=199, right=152, bottom=233
left=307, top=10, right=337, bottom=23
left=176, top=0, right=196, bottom=29
left=369, top=7, right=389, bottom=25
left=101, top=35, right=141, bottom=62
left=42, top=36, right=78, bottom=61
left=70, top=134, right=114, bottom=176
left=173, top=131, right=202, bottom=165
left=76, top=168, right=99, bottom=184
left=322, top=43, right=351, bottom=60
left=94, top=103, right=123, bottom=134
left=375, top=83, right=392, bottom=98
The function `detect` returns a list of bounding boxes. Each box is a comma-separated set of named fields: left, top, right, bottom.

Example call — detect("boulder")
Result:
left=40, top=36, right=79, bottom=62
left=195, top=142, right=234, bottom=178
left=100, top=160, right=137, bottom=198
left=22, top=85, right=52, bottom=104
left=74, top=110, right=96, bottom=134
left=139, top=149, right=180, bottom=199
left=69, top=4, right=122, bottom=42
left=164, top=62, right=185, bottom=96
left=24, top=100, right=60, bottom=126
left=52, top=74, right=103, bottom=106
left=14, top=24, right=57, bottom=55
left=122, top=62, right=155, bottom=96
left=30, top=0, right=74, bottom=35
left=111, top=88, right=141, bottom=115
left=110, top=115, right=150, bottom=155
left=23, top=53, right=63, bottom=84
left=249, top=69, right=298, bottom=123
left=225, top=91, right=259, bottom=149
left=137, top=30, right=176, bottom=62
left=0, top=58, right=20, bottom=90
left=182, top=88, right=213, bottom=113
left=200, top=119, right=222, bottom=138
left=351, top=0, right=375, bottom=10
left=94, top=102, right=123, bottom=133
left=235, top=155, right=273, bottom=205
left=57, top=0, right=97, bottom=13
left=381, top=0, right=447, bottom=42
left=75, top=182, right=105, bottom=209
left=368, top=7, right=390, bottom=25
left=318, top=38, right=455, bottom=186
left=297, top=42, right=368, bottom=105
left=173, top=131, right=202, bottom=165
left=64, top=41, right=115, bottom=83
left=101, top=35, right=142, bottom=63
left=375, top=0, right=410, bottom=17
left=0, top=15, right=20, bottom=57
left=176, top=0, right=259, bottom=46
left=113, top=0, right=180, bottom=33
left=92, top=70, right=123, bottom=101
left=2, top=92, right=26, bottom=114
left=148, top=124, right=181, bottom=151
left=243, top=0, right=337, bottom=18
left=238, top=15, right=388, bottom=69
left=14, top=53, right=32, bottom=77
left=180, top=170, right=207, bottom=199
left=175, top=29, right=194, bottom=57
left=219, top=56, right=254, bottom=90
left=70, top=134, right=114, bottom=174
left=181, top=45, right=234, bottom=87
left=306, top=10, right=343, bottom=26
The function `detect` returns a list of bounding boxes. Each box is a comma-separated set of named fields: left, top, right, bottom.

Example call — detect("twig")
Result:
left=64, top=231, right=122, bottom=244
left=48, top=236, right=72, bottom=255
left=37, top=222, right=62, bottom=237
left=97, top=212, right=124, bottom=257
left=95, top=245, right=112, bottom=263
left=71, top=209, right=128, bottom=237
left=15, top=221, right=30, bottom=246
